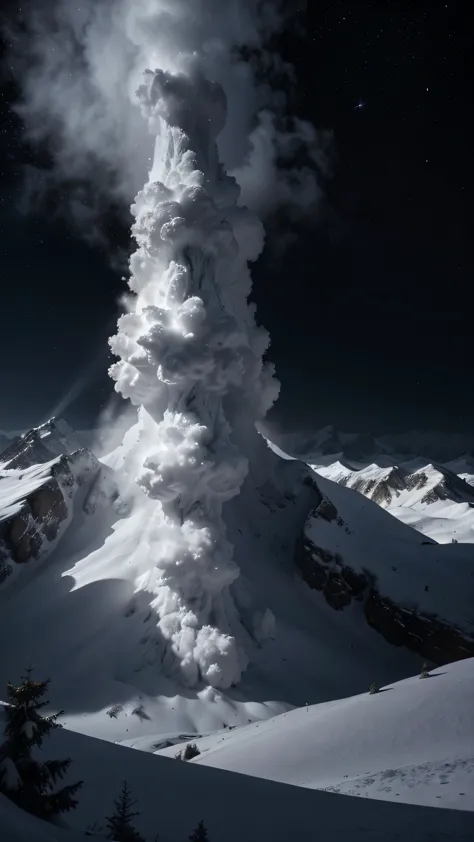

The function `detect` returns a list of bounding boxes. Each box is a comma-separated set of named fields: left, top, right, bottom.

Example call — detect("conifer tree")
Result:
left=0, top=668, right=83, bottom=821
left=105, top=779, right=145, bottom=842
left=189, top=819, right=209, bottom=841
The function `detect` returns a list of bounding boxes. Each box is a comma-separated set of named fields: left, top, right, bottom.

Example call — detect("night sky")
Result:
left=0, top=1, right=472, bottom=434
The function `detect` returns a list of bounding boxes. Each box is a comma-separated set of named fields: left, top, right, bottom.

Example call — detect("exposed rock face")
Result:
left=349, top=467, right=406, bottom=507
left=296, top=496, right=474, bottom=666
left=4, top=478, right=69, bottom=563
left=364, top=590, right=474, bottom=665
left=0, top=442, right=117, bottom=578
left=295, top=534, right=366, bottom=611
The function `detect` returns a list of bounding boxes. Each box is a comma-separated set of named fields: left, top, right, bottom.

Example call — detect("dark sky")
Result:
left=0, top=1, right=472, bottom=434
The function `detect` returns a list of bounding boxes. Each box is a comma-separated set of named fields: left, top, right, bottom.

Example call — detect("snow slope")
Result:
left=158, top=658, right=474, bottom=812
left=0, top=460, right=66, bottom=522
left=1, top=694, right=473, bottom=842
left=0, top=796, right=89, bottom=842
left=305, top=471, right=474, bottom=637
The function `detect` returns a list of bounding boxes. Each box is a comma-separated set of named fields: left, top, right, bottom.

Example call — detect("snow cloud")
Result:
left=6, top=0, right=328, bottom=234
left=5, top=0, right=324, bottom=689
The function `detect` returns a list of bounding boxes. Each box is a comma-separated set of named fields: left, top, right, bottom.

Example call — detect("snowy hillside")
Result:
left=1, top=666, right=473, bottom=842
left=267, top=425, right=474, bottom=543
left=158, top=658, right=474, bottom=813
left=302, top=471, right=474, bottom=637
left=0, top=796, right=88, bottom=842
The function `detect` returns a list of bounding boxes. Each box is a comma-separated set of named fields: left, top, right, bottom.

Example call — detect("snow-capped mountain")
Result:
left=1, top=418, right=473, bottom=726
left=266, top=425, right=474, bottom=544
left=1, top=419, right=473, bottom=840
left=0, top=418, right=87, bottom=469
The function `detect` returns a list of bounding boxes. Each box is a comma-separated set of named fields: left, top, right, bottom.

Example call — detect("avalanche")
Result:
left=106, top=69, right=279, bottom=690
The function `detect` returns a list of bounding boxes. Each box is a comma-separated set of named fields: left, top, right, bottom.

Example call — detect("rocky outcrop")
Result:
left=296, top=528, right=474, bottom=666
left=0, top=446, right=116, bottom=580
left=6, top=482, right=68, bottom=563
left=349, top=467, right=406, bottom=507
left=364, top=590, right=474, bottom=665
left=295, top=534, right=366, bottom=611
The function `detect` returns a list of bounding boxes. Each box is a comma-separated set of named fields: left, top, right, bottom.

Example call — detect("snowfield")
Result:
left=161, top=658, right=474, bottom=812
left=2, top=660, right=474, bottom=842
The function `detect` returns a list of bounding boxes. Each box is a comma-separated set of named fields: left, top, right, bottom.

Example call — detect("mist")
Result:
left=5, top=0, right=327, bottom=234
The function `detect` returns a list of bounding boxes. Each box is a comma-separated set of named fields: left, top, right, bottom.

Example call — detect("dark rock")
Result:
left=296, top=529, right=474, bottom=666
left=0, top=443, right=104, bottom=573
left=314, top=498, right=338, bottom=522
left=364, top=590, right=474, bottom=664
left=29, top=481, right=68, bottom=540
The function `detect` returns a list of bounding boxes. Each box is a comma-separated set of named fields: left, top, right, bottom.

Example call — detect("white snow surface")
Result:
left=0, top=459, right=63, bottom=522
left=1, top=664, right=474, bottom=841
left=158, top=658, right=474, bottom=812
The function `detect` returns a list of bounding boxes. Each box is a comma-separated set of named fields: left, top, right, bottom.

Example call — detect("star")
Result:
left=352, top=100, right=365, bottom=110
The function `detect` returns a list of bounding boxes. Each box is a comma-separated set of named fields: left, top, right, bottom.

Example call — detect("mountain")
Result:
left=1, top=418, right=472, bottom=721
left=1, top=417, right=473, bottom=839
left=0, top=418, right=87, bottom=469
left=0, top=421, right=117, bottom=587
left=267, top=426, right=474, bottom=543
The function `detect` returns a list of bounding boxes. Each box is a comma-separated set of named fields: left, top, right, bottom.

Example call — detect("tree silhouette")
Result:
left=105, top=779, right=145, bottom=841
left=189, top=819, right=209, bottom=841
left=0, top=668, right=82, bottom=820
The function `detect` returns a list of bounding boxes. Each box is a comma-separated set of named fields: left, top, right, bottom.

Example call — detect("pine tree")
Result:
left=0, top=668, right=83, bottom=821
left=189, top=820, right=209, bottom=841
left=105, top=779, right=145, bottom=841
left=179, top=742, right=200, bottom=761
left=369, top=682, right=378, bottom=695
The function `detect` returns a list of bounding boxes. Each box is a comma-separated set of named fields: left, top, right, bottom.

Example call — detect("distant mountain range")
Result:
left=265, top=425, right=474, bottom=544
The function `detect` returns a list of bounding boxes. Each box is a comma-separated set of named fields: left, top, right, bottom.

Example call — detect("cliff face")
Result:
left=296, top=479, right=474, bottom=667
left=0, top=448, right=116, bottom=584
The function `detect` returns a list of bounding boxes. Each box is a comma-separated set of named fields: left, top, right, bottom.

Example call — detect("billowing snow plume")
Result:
left=6, top=0, right=323, bottom=689
left=6, top=0, right=329, bottom=236
left=108, top=69, right=279, bottom=688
